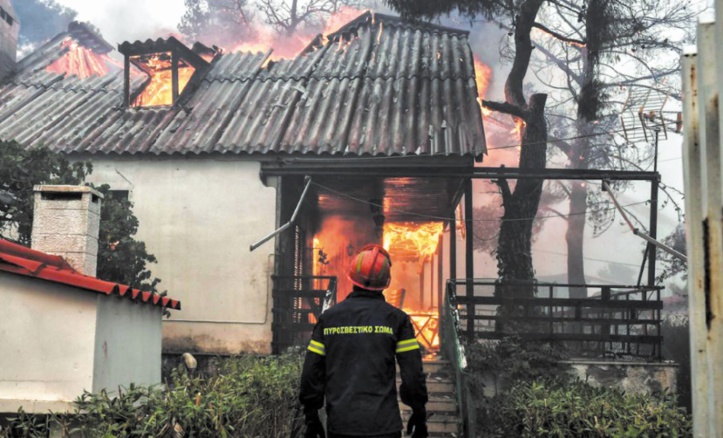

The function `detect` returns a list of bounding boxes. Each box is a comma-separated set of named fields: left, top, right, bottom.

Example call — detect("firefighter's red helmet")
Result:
left=347, top=244, right=392, bottom=291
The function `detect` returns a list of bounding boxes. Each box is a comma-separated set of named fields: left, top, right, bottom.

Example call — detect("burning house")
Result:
left=0, top=12, right=485, bottom=355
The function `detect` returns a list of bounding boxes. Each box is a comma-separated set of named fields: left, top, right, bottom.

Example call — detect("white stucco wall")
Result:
left=92, top=297, right=163, bottom=391
left=81, top=156, right=277, bottom=354
left=0, top=274, right=97, bottom=412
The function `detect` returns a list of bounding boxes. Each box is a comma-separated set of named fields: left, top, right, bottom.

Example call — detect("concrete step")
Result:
left=397, top=358, right=451, bottom=375
left=397, top=357, right=460, bottom=436
left=399, top=396, right=456, bottom=413
left=398, top=379, right=454, bottom=394
left=421, top=359, right=450, bottom=374
left=401, top=412, right=459, bottom=435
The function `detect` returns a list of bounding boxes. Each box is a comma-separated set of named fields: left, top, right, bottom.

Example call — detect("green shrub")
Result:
left=465, top=335, right=572, bottom=396
left=661, top=316, right=691, bottom=412
left=483, top=379, right=692, bottom=437
left=0, top=353, right=305, bottom=438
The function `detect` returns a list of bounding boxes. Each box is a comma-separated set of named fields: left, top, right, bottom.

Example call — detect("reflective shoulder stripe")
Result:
left=395, top=338, right=420, bottom=353
left=308, top=339, right=326, bottom=356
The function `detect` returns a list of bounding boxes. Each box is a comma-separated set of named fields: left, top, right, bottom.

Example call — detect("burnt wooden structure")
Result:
left=264, top=163, right=663, bottom=356
left=271, top=275, right=337, bottom=353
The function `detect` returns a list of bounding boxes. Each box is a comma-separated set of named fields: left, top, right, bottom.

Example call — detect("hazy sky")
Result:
left=55, top=0, right=186, bottom=45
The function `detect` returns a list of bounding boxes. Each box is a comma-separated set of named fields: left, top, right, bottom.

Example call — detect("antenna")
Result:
left=619, top=86, right=682, bottom=144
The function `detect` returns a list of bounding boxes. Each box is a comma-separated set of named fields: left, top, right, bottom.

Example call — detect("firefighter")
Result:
left=300, top=244, right=428, bottom=438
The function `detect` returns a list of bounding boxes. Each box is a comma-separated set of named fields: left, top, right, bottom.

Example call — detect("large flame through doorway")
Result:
left=383, top=222, right=444, bottom=350
left=311, top=217, right=445, bottom=351
left=383, top=222, right=444, bottom=259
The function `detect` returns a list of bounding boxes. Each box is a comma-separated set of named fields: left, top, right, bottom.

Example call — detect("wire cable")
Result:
left=310, top=180, right=649, bottom=223
left=533, top=248, right=666, bottom=272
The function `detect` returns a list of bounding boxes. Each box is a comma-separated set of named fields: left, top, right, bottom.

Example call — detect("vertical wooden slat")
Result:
left=683, top=17, right=722, bottom=436
left=123, top=55, right=130, bottom=107
left=464, top=180, right=475, bottom=340
left=172, top=49, right=179, bottom=104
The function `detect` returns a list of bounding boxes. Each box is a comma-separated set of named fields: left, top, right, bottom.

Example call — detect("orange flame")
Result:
left=232, top=6, right=366, bottom=60
left=46, top=38, right=111, bottom=78
left=131, top=52, right=195, bottom=107
left=511, top=118, right=526, bottom=137
left=383, top=222, right=444, bottom=258
left=311, top=217, right=444, bottom=351
left=473, top=57, right=492, bottom=117
left=406, top=309, right=440, bottom=349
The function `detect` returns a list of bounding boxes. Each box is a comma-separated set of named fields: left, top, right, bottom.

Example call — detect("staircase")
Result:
left=398, top=359, right=460, bottom=437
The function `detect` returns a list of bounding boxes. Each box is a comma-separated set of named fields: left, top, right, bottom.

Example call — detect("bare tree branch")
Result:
left=533, top=22, right=586, bottom=46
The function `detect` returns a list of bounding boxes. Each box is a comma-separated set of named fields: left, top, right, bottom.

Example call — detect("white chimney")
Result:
left=31, top=185, right=103, bottom=276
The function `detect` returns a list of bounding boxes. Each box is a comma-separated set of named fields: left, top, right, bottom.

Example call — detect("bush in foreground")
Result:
left=483, top=379, right=692, bottom=437
left=1, top=353, right=305, bottom=438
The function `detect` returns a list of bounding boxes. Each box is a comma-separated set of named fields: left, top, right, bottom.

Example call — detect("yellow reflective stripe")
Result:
left=355, top=253, right=364, bottom=273
left=308, top=345, right=326, bottom=356
left=396, top=339, right=418, bottom=347
left=308, top=340, right=326, bottom=356
left=395, top=339, right=420, bottom=353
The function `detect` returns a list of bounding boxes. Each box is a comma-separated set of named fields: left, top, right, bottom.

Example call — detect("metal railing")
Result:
left=271, top=275, right=337, bottom=354
left=440, top=280, right=476, bottom=438
left=448, top=279, right=664, bottom=359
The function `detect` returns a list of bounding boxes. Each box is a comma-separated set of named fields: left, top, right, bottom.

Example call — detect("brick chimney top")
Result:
left=31, top=185, right=103, bottom=276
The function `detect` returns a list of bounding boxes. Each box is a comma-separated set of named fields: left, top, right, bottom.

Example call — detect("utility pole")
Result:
left=681, top=14, right=723, bottom=437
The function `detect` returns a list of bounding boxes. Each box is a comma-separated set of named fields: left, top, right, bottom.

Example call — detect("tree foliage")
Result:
left=0, top=141, right=161, bottom=292
left=257, top=0, right=358, bottom=35
left=178, top=0, right=255, bottom=47
left=178, top=0, right=361, bottom=45
left=528, top=0, right=694, bottom=290
left=657, top=223, right=687, bottom=283
left=93, top=185, right=161, bottom=293
left=11, top=0, right=78, bottom=50
left=0, top=140, right=90, bottom=243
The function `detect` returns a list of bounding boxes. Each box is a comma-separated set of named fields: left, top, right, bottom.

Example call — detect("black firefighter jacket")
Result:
left=299, top=289, right=428, bottom=436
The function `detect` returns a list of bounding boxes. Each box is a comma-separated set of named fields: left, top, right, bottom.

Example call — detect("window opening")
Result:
left=0, top=7, right=13, bottom=26
left=131, top=52, right=195, bottom=107
left=106, top=190, right=130, bottom=201
left=118, top=37, right=209, bottom=108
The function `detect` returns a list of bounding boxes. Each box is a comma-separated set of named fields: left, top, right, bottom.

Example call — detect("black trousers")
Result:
left=328, top=433, right=402, bottom=438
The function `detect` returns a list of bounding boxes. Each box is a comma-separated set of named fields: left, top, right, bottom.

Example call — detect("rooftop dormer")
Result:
left=118, top=37, right=209, bottom=108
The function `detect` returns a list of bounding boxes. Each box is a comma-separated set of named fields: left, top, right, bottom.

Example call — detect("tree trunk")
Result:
left=566, top=180, right=588, bottom=298
left=496, top=93, right=548, bottom=306
left=566, top=0, right=599, bottom=297
left=494, top=0, right=547, bottom=295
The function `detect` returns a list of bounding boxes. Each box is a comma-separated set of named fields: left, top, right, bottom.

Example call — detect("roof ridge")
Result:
left=326, top=11, right=470, bottom=41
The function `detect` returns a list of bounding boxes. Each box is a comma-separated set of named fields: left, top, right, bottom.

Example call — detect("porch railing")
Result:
left=271, top=275, right=337, bottom=354
left=447, top=279, right=664, bottom=359
left=440, top=280, right=476, bottom=437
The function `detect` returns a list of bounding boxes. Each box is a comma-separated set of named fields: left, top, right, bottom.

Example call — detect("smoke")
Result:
left=54, top=0, right=185, bottom=45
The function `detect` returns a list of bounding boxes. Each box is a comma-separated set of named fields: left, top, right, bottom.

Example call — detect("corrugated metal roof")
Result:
left=0, top=239, right=181, bottom=310
left=0, top=13, right=486, bottom=158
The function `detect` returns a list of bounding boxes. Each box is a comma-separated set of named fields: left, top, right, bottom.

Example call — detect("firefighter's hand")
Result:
left=406, top=408, right=428, bottom=438
left=304, top=409, right=325, bottom=438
